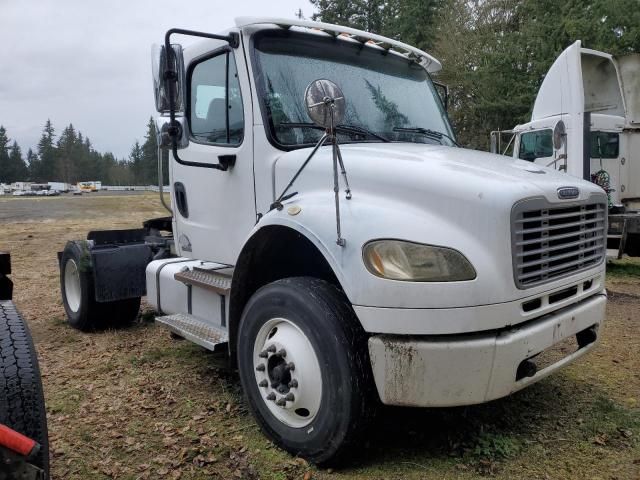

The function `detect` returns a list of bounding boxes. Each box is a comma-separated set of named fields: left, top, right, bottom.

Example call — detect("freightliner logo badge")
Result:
left=557, top=187, right=580, bottom=199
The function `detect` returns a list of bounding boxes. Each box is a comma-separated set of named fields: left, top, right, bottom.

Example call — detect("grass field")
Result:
left=1, top=193, right=639, bottom=479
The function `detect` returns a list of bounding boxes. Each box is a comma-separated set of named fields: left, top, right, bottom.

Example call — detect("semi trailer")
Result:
left=491, top=41, right=640, bottom=258
left=58, top=18, right=607, bottom=464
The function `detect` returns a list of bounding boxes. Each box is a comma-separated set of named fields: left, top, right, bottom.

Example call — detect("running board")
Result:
left=155, top=313, right=228, bottom=351
left=174, top=267, right=232, bottom=295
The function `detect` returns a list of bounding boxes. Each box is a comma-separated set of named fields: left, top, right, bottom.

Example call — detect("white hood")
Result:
left=274, top=143, right=603, bottom=209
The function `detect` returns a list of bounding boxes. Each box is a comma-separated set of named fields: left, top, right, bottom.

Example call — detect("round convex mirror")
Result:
left=304, top=79, right=346, bottom=129
left=553, top=120, right=566, bottom=150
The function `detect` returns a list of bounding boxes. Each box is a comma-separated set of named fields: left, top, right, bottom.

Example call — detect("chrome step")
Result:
left=174, top=267, right=232, bottom=295
left=155, top=313, right=228, bottom=351
left=606, top=248, right=621, bottom=260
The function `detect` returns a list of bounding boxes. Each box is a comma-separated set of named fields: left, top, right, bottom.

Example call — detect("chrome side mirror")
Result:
left=155, top=116, right=188, bottom=150
left=304, top=79, right=346, bottom=129
left=553, top=120, right=566, bottom=150
left=151, top=43, right=186, bottom=114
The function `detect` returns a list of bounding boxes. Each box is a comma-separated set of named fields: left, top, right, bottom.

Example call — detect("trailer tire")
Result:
left=237, top=277, right=376, bottom=466
left=0, top=301, right=49, bottom=477
left=60, top=241, right=140, bottom=331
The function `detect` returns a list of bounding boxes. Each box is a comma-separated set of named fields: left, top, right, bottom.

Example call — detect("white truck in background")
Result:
left=58, top=18, right=607, bottom=465
left=492, top=41, right=640, bottom=257
left=47, top=182, right=71, bottom=193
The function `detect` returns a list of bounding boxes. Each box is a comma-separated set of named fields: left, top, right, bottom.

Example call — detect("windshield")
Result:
left=252, top=30, right=455, bottom=148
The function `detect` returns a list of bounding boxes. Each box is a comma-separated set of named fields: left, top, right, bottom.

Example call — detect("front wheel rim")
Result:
left=253, top=317, right=323, bottom=428
left=64, top=259, right=81, bottom=313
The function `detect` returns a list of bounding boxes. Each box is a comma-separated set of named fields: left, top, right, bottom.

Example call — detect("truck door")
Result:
left=170, top=45, right=255, bottom=265
left=590, top=130, right=622, bottom=205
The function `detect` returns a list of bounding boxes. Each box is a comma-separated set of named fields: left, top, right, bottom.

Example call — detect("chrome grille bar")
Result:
left=511, top=196, right=607, bottom=288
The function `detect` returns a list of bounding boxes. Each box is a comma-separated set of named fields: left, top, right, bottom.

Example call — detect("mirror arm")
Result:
left=163, top=28, right=240, bottom=170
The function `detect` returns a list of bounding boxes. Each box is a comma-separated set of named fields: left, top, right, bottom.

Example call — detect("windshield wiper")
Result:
left=393, top=127, right=459, bottom=147
left=280, top=122, right=390, bottom=143
left=338, top=124, right=390, bottom=143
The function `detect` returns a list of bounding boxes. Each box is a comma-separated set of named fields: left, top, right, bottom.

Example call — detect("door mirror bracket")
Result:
left=153, top=28, right=241, bottom=169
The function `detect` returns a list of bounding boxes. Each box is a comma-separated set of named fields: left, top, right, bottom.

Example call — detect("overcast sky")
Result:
left=0, top=0, right=309, bottom=158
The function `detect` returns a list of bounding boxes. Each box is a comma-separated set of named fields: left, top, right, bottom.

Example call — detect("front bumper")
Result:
left=368, top=292, right=607, bottom=407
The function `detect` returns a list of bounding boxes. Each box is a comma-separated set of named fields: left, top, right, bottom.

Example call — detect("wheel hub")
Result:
left=64, top=259, right=81, bottom=313
left=253, top=318, right=322, bottom=428
left=268, top=354, right=292, bottom=392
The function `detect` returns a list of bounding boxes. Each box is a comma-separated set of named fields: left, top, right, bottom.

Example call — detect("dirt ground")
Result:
left=0, top=193, right=638, bottom=480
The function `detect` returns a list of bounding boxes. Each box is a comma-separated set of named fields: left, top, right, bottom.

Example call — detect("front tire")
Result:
left=237, top=277, right=375, bottom=465
left=60, top=241, right=140, bottom=331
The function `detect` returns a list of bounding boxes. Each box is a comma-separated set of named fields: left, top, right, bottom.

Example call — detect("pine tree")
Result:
left=387, top=0, right=445, bottom=51
left=56, top=124, right=78, bottom=183
left=0, top=127, right=11, bottom=183
left=141, top=117, right=162, bottom=185
left=27, top=148, right=40, bottom=181
left=310, top=0, right=364, bottom=30
left=36, top=120, right=56, bottom=182
left=130, top=141, right=144, bottom=184
left=7, top=142, right=28, bottom=183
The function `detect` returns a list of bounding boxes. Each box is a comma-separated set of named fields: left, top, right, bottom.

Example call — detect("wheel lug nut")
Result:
left=285, top=393, right=295, bottom=402
left=288, top=379, right=298, bottom=388
left=258, top=350, right=269, bottom=358
left=276, top=349, right=286, bottom=357
left=284, top=362, right=295, bottom=372
left=256, top=363, right=265, bottom=372
left=258, top=380, right=268, bottom=388
left=276, top=398, right=287, bottom=407
left=266, top=392, right=276, bottom=401
left=266, top=345, right=276, bottom=353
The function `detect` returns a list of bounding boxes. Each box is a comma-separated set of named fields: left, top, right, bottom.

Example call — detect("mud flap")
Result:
left=0, top=252, right=12, bottom=301
left=91, top=244, right=152, bottom=302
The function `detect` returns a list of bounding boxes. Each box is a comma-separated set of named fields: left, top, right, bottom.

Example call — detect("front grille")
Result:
left=512, top=196, right=607, bottom=288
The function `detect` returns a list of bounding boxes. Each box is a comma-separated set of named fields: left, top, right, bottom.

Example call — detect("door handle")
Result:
left=174, top=182, right=189, bottom=218
left=218, top=155, right=236, bottom=171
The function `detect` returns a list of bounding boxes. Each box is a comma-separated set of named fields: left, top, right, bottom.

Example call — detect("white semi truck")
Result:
left=58, top=18, right=607, bottom=464
left=492, top=41, right=640, bottom=257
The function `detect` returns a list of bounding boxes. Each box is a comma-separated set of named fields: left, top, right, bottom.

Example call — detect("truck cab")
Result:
left=59, top=18, right=607, bottom=465
left=495, top=41, right=640, bottom=256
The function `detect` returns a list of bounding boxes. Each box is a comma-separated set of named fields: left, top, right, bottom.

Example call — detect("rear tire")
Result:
left=237, top=277, right=376, bottom=466
left=60, top=241, right=140, bottom=331
left=0, top=301, right=49, bottom=477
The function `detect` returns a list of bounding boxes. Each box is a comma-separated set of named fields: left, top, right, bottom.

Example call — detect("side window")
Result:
left=518, top=130, right=553, bottom=161
left=591, top=131, right=619, bottom=158
left=189, top=51, right=244, bottom=145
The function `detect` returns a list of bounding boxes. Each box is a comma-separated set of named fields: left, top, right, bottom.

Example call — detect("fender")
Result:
left=243, top=190, right=512, bottom=309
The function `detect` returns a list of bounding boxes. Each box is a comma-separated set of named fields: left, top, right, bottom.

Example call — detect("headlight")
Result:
left=362, top=240, right=476, bottom=282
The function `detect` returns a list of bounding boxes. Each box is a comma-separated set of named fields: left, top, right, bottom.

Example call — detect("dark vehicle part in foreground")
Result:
left=0, top=252, right=49, bottom=479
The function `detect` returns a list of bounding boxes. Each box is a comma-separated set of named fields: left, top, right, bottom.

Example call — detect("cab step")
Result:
left=155, top=313, right=228, bottom=351
left=174, top=267, right=232, bottom=295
